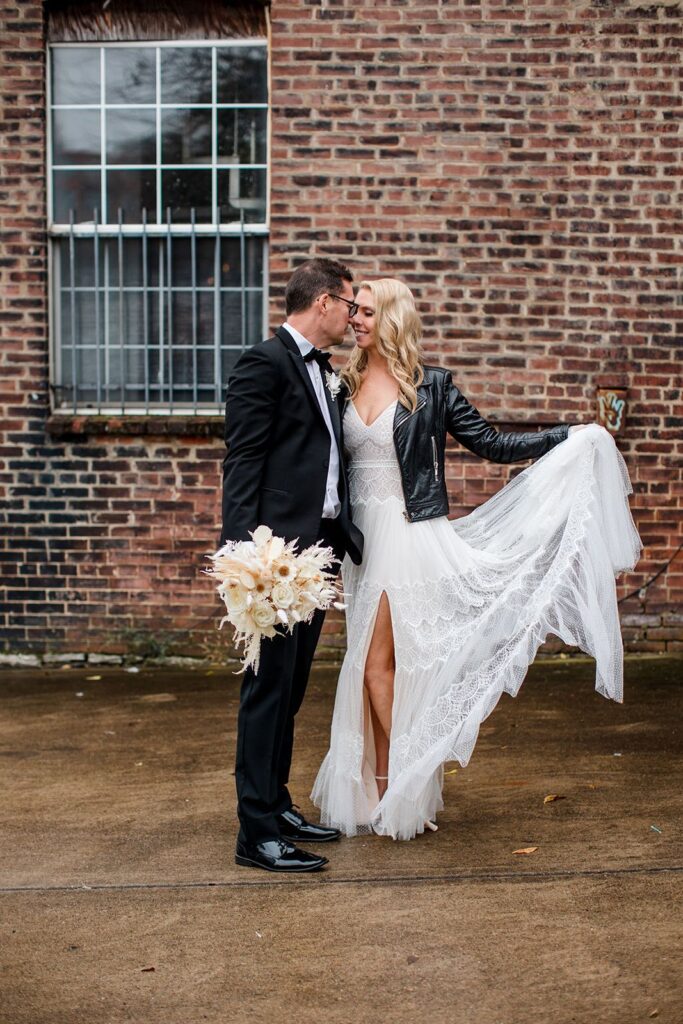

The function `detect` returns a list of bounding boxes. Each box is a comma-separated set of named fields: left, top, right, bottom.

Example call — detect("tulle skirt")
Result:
left=311, top=425, right=642, bottom=840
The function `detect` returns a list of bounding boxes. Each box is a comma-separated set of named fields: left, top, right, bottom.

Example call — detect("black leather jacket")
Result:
left=369, top=365, right=569, bottom=523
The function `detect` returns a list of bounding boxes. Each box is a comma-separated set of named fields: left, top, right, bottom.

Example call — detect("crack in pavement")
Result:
left=1, top=863, right=681, bottom=894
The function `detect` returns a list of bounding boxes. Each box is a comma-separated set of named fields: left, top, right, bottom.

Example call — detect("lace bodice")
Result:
left=343, top=399, right=405, bottom=506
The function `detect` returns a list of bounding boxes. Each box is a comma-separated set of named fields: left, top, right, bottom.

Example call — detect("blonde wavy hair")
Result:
left=341, top=278, right=424, bottom=412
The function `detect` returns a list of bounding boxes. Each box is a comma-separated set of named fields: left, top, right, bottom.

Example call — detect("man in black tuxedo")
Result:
left=221, top=257, right=364, bottom=873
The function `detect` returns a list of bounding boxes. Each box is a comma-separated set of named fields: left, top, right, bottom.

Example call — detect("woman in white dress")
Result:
left=312, top=279, right=641, bottom=840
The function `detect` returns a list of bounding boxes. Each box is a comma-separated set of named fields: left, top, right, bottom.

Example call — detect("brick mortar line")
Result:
left=1, top=864, right=681, bottom=895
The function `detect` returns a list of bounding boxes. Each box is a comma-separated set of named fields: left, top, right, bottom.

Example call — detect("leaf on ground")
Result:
left=649, top=1011, right=659, bottom=1019
left=137, top=693, right=177, bottom=703
left=140, top=966, right=155, bottom=973
left=543, top=794, right=566, bottom=804
left=512, top=846, right=538, bottom=855
left=407, top=954, right=419, bottom=964
left=444, top=768, right=458, bottom=776
left=86, top=675, right=102, bottom=681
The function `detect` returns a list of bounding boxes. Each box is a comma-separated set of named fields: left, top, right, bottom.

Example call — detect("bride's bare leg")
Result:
left=363, top=592, right=395, bottom=800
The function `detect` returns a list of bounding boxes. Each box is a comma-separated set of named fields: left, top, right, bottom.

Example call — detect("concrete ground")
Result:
left=0, top=655, right=681, bottom=1024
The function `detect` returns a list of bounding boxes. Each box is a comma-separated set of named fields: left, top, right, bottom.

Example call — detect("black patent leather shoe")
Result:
left=276, top=806, right=342, bottom=843
left=235, top=838, right=329, bottom=873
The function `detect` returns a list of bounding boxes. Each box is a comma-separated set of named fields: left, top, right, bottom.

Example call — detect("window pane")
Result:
left=218, top=168, right=266, bottom=223
left=51, top=46, right=100, bottom=105
left=161, top=109, right=212, bottom=165
left=53, top=170, right=101, bottom=223
left=220, top=236, right=264, bottom=288
left=161, top=47, right=211, bottom=104
left=170, top=290, right=215, bottom=348
left=59, top=237, right=99, bottom=288
left=221, top=347, right=244, bottom=382
left=107, top=169, right=156, bottom=222
left=53, top=109, right=100, bottom=165
left=217, top=46, right=267, bottom=104
left=105, top=48, right=156, bottom=105
left=217, top=109, right=267, bottom=165
left=161, top=169, right=212, bottom=222
left=106, top=108, right=156, bottom=165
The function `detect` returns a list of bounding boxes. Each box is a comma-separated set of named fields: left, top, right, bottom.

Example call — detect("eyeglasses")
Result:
left=328, top=293, right=359, bottom=318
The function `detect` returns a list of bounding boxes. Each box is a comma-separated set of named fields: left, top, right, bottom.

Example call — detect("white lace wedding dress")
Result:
left=311, top=400, right=642, bottom=840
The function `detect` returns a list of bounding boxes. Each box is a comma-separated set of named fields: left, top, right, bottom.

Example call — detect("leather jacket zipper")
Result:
left=393, top=398, right=426, bottom=434
left=393, top=398, right=426, bottom=522
left=431, top=435, right=439, bottom=481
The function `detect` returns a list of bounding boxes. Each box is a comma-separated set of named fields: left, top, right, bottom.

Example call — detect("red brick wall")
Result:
left=268, top=0, right=683, bottom=655
left=1, top=0, right=682, bottom=663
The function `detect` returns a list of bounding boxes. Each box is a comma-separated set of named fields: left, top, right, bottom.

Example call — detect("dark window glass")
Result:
left=53, top=109, right=100, bottom=165
left=53, top=170, right=101, bottom=223
left=106, top=108, right=156, bottom=165
left=105, top=48, right=156, bottom=105
left=106, top=169, right=156, bottom=222
left=161, top=109, right=212, bottom=164
left=218, top=168, right=267, bottom=223
left=161, top=47, right=212, bottom=104
left=217, top=46, right=267, bottom=105
left=52, top=47, right=100, bottom=105
left=217, top=108, right=267, bottom=165
left=161, top=169, right=212, bottom=223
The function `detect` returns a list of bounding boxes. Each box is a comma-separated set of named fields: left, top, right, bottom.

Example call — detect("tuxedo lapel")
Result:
left=275, top=327, right=327, bottom=425
left=275, top=327, right=341, bottom=441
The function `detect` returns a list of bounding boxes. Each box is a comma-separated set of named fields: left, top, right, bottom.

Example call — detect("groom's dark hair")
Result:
left=285, top=257, right=353, bottom=316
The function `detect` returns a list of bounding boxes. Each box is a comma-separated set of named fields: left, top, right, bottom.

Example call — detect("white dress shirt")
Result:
left=283, top=322, right=341, bottom=519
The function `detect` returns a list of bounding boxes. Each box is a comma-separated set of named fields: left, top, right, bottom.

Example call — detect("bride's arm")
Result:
left=443, top=371, right=570, bottom=463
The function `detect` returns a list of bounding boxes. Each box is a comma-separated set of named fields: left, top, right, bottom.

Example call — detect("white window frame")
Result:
left=47, top=39, right=270, bottom=415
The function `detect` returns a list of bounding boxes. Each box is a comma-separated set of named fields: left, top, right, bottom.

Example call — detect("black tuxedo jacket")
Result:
left=220, top=326, right=364, bottom=564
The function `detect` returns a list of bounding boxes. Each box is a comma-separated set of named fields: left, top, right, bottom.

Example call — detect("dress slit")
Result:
left=359, top=589, right=396, bottom=804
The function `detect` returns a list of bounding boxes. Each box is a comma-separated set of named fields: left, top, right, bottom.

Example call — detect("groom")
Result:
left=220, top=257, right=364, bottom=873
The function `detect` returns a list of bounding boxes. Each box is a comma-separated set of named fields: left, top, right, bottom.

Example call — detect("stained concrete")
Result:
left=1, top=656, right=681, bottom=1023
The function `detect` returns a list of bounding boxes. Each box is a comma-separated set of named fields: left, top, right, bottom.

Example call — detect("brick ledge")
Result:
left=46, top=413, right=561, bottom=441
left=46, top=414, right=224, bottom=440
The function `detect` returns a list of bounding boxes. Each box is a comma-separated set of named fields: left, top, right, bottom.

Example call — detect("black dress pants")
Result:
left=234, top=518, right=343, bottom=844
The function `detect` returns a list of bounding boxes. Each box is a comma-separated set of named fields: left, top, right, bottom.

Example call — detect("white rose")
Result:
left=271, top=582, right=295, bottom=609
left=251, top=602, right=277, bottom=629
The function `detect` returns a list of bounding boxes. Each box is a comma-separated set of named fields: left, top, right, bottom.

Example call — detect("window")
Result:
left=48, top=41, right=268, bottom=413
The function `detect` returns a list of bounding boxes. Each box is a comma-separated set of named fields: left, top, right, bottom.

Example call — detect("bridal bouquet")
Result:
left=206, top=525, right=345, bottom=673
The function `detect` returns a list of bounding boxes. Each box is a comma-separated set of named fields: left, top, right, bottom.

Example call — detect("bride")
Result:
left=311, top=278, right=642, bottom=840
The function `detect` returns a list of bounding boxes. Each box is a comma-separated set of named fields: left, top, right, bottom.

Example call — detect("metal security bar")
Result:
left=51, top=207, right=267, bottom=414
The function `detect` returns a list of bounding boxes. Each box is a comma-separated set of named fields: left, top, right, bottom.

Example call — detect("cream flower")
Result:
left=252, top=525, right=273, bottom=547
left=251, top=602, right=277, bottom=629
left=221, top=581, right=248, bottom=613
left=266, top=535, right=286, bottom=560
left=271, top=582, right=295, bottom=609
left=272, top=558, right=296, bottom=582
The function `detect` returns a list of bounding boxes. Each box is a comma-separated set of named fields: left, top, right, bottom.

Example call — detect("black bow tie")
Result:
left=303, top=347, right=332, bottom=371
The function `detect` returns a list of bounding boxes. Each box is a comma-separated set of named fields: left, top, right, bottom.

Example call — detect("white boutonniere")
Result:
left=325, top=370, right=342, bottom=400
